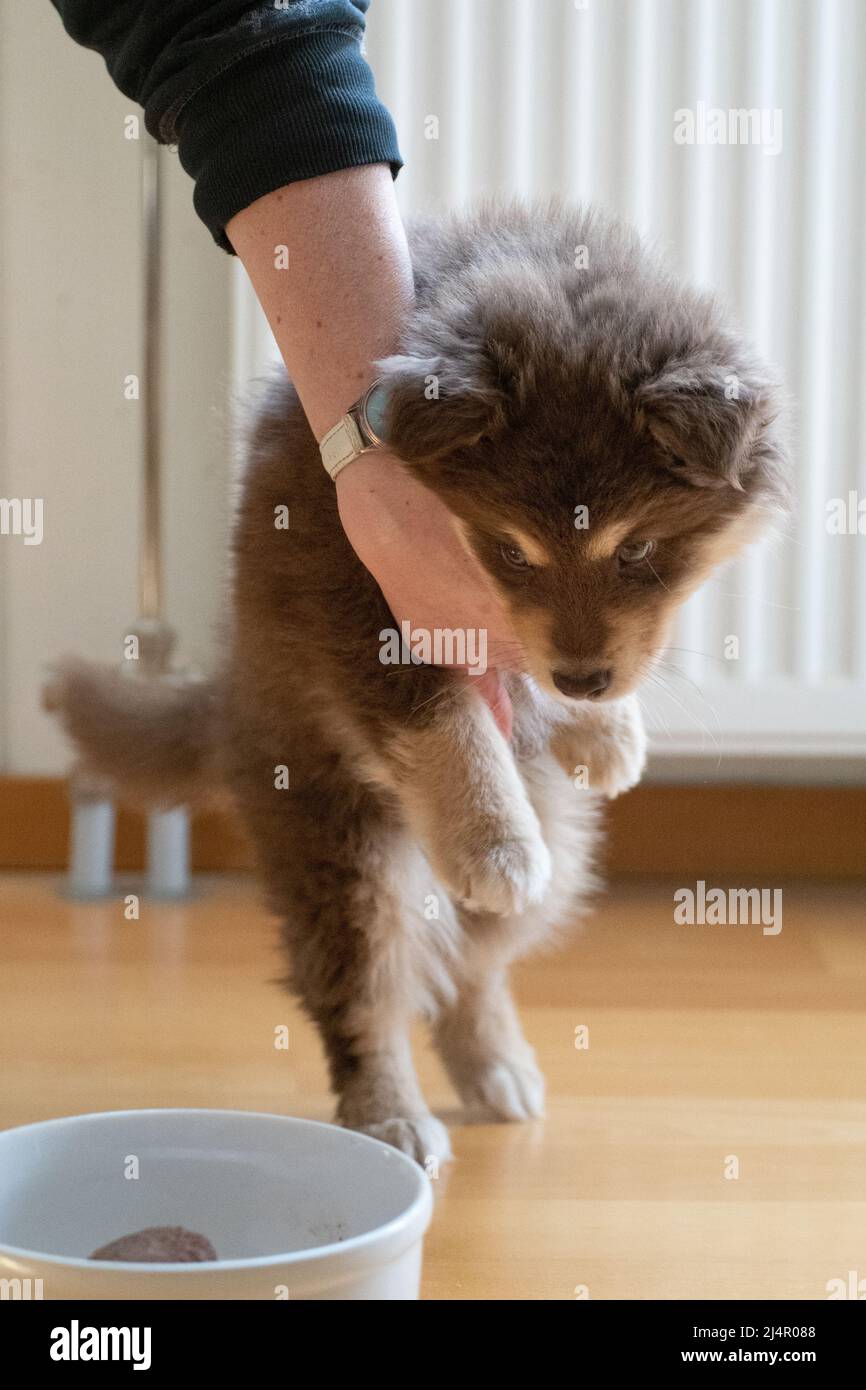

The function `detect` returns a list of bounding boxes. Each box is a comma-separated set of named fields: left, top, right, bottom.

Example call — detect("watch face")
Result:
left=361, top=380, right=389, bottom=446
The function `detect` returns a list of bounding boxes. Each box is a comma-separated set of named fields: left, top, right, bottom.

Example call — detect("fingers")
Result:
left=471, top=670, right=513, bottom=742
left=334, top=458, right=521, bottom=723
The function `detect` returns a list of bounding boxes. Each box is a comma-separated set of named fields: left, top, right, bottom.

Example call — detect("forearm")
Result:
left=226, top=163, right=413, bottom=439
left=227, top=164, right=438, bottom=583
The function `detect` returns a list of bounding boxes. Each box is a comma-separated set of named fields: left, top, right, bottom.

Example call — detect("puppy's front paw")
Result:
left=556, top=693, right=647, bottom=799
left=447, top=830, right=552, bottom=917
left=354, top=1114, right=453, bottom=1168
left=589, top=721, right=647, bottom=800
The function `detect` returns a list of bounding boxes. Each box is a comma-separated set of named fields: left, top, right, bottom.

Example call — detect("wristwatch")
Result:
left=319, top=378, right=389, bottom=481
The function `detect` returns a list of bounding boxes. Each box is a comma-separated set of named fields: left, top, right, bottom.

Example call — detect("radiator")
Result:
left=236, top=0, right=866, bottom=775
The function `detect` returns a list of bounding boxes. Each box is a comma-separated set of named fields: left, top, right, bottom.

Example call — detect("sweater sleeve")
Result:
left=49, top=0, right=403, bottom=252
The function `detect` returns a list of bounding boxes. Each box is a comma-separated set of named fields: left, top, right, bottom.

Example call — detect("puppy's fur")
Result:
left=47, top=200, right=789, bottom=1163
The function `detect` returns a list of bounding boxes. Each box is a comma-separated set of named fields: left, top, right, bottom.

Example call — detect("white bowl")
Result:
left=0, top=1109, right=432, bottom=1300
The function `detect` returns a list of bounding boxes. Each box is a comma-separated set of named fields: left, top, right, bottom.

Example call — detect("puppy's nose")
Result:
left=552, top=667, right=611, bottom=700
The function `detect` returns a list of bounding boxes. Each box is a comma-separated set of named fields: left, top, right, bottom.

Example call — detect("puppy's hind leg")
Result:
left=434, top=955, right=545, bottom=1123
left=257, top=795, right=452, bottom=1167
left=327, top=887, right=453, bottom=1169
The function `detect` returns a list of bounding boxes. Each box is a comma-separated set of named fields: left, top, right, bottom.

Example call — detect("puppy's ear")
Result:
left=635, top=359, right=779, bottom=492
left=374, top=268, right=553, bottom=465
left=376, top=349, right=508, bottom=464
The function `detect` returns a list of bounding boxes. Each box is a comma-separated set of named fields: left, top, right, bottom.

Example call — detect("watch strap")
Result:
left=319, top=412, right=368, bottom=482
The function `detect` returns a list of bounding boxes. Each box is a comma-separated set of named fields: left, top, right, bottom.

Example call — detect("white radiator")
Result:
left=236, top=0, right=866, bottom=778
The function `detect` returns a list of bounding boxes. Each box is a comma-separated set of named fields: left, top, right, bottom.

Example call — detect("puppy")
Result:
left=47, top=198, right=789, bottom=1164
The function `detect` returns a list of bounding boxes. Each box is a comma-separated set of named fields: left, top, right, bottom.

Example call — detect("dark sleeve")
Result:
left=49, top=1, right=403, bottom=252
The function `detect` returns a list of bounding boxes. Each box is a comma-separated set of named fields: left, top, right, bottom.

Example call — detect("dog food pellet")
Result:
left=89, top=1226, right=218, bottom=1263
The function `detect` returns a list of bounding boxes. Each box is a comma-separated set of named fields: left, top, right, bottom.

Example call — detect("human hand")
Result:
left=335, top=452, right=520, bottom=740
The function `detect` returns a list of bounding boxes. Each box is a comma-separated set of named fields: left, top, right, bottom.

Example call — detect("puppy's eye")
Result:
left=500, top=542, right=530, bottom=569
left=617, top=539, right=655, bottom=565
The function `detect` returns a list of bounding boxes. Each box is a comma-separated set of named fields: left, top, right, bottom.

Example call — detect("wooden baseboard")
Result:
left=0, top=777, right=863, bottom=878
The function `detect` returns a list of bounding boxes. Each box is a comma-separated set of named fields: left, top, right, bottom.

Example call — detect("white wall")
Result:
left=0, top=2, right=232, bottom=774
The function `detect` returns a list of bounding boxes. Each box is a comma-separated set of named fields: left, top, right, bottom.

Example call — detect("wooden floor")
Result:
left=1, top=872, right=864, bottom=1300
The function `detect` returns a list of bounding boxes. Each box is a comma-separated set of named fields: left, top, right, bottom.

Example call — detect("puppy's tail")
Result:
left=43, top=658, right=223, bottom=809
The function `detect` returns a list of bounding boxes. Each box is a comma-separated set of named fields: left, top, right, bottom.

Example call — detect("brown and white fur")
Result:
left=46, top=199, right=789, bottom=1164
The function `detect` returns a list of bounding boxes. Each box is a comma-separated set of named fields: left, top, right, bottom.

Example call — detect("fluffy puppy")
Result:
left=47, top=198, right=789, bottom=1163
